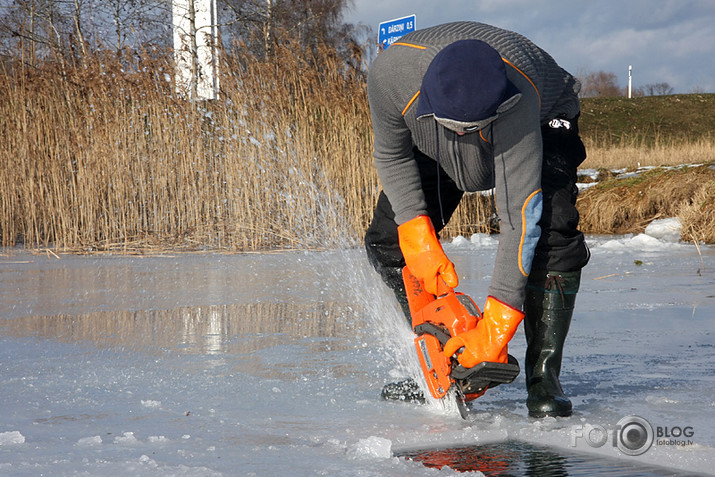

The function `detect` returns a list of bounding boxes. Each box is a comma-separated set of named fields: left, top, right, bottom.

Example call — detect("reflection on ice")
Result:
left=397, top=440, right=711, bottom=476
left=0, top=301, right=358, bottom=356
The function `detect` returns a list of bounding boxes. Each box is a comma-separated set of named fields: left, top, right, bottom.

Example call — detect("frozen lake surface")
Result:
left=1, top=231, right=714, bottom=476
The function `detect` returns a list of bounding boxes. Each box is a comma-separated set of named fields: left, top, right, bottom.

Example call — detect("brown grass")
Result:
left=1, top=48, right=714, bottom=251
left=676, top=177, right=715, bottom=244
left=581, top=136, right=715, bottom=170
left=577, top=165, right=715, bottom=241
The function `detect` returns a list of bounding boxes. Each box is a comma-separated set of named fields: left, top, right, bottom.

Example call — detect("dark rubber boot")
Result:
left=524, top=270, right=580, bottom=418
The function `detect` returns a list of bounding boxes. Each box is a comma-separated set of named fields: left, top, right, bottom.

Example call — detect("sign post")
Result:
left=378, top=15, right=416, bottom=51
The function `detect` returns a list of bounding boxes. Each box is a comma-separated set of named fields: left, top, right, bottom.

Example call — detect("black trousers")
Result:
left=364, top=118, right=590, bottom=293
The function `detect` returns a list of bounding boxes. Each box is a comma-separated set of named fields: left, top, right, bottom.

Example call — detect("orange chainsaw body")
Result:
left=403, top=267, right=481, bottom=399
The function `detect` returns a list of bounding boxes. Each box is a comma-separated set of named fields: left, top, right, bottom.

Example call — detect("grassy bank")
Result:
left=1, top=53, right=714, bottom=252
left=576, top=95, right=715, bottom=243
left=577, top=164, right=715, bottom=243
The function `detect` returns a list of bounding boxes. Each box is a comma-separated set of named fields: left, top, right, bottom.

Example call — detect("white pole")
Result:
left=628, top=65, right=632, bottom=99
left=173, top=0, right=192, bottom=97
left=173, top=0, right=219, bottom=100
left=195, top=0, right=219, bottom=99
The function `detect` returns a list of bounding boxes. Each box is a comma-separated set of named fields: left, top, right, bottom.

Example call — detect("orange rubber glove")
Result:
left=397, top=215, right=458, bottom=296
left=442, top=296, right=525, bottom=368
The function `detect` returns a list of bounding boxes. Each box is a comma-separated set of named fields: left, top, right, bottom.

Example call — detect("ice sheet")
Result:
left=1, top=232, right=713, bottom=475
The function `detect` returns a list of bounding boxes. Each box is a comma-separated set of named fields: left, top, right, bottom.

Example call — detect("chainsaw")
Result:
left=403, top=266, right=520, bottom=418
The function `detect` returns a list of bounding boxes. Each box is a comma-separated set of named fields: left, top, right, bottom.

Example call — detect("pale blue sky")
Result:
left=344, top=0, right=715, bottom=94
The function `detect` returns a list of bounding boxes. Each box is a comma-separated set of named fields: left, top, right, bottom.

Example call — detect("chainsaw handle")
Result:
left=435, top=277, right=454, bottom=298
left=414, top=322, right=452, bottom=346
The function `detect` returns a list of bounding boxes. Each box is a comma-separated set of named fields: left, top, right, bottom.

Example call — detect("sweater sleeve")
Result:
left=487, top=100, right=543, bottom=309
left=367, top=66, right=429, bottom=225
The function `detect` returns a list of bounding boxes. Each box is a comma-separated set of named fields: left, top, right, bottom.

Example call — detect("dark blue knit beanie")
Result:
left=416, top=39, right=520, bottom=125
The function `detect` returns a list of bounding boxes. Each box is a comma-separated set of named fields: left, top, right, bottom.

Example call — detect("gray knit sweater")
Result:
left=367, top=21, right=581, bottom=309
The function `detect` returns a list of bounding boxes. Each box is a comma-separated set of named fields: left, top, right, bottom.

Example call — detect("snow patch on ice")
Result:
left=138, top=454, right=160, bottom=469
left=114, top=431, right=139, bottom=445
left=448, top=233, right=499, bottom=249
left=593, top=233, right=686, bottom=253
left=324, top=438, right=346, bottom=452
left=0, top=431, right=25, bottom=445
left=450, top=235, right=471, bottom=247
left=140, top=399, right=161, bottom=409
left=645, top=395, right=680, bottom=405
left=350, top=436, right=393, bottom=459
left=645, top=217, right=682, bottom=243
left=76, top=435, right=102, bottom=447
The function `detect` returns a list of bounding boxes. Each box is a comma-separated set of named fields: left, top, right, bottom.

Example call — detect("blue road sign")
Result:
left=378, top=15, right=416, bottom=50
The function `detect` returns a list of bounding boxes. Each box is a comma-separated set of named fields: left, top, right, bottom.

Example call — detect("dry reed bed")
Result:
left=2, top=50, right=714, bottom=251
left=1, top=48, right=380, bottom=251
